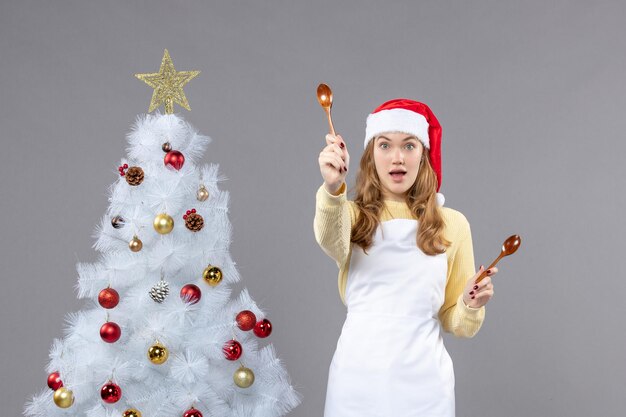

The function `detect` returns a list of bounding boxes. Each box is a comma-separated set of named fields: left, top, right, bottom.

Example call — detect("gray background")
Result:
left=1, top=1, right=625, bottom=416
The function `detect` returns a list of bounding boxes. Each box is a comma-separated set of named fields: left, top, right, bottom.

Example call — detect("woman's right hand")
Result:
left=318, top=134, right=350, bottom=195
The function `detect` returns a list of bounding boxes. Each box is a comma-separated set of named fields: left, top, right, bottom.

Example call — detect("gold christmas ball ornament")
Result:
left=197, top=185, right=209, bottom=202
left=203, top=265, right=223, bottom=287
left=129, top=236, right=143, bottom=252
left=53, top=387, right=74, bottom=408
left=153, top=213, right=174, bottom=234
left=148, top=342, right=169, bottom=364
left=233, top=366, right=255, bottom=388
left=123, top=409, right=142, bottom=417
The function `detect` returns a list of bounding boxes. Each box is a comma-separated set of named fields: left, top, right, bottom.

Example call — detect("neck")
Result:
left=380, top=198, right=414, bottom=221
left=381, top=190, right=406, bottom=203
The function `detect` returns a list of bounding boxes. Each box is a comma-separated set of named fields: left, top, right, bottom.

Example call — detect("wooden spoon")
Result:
left=317, top=83, right=336, bottom=136
left=475, top=234, right=521, bottom=283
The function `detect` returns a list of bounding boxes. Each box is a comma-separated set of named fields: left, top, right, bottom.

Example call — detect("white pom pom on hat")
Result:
left=365, top=98, right=445, bottom=206
left=436, top=192, right=445, bottom=207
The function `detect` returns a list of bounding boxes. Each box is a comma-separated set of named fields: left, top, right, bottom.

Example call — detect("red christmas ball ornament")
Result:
left=222, top=339, right=243, bottom=361
left=164, top=150, right=185, bottom=170
left=100, top=322, right=121, bottom=343
left=47, top=371, right=63, bottom=390
left=253, top=318, right=272, bottom=338
left=180, top=284, right=202, bottom=304
left=101, top=381, right=122, bottom=403
left=98, top=288, right=119, bottom=309
left=183, top=407, right=203, bottom=417
left=236, top=310, right=257, bottom=331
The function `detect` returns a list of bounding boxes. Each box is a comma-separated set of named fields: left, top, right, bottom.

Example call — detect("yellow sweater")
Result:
left=314, top=182, right=485, bottom=338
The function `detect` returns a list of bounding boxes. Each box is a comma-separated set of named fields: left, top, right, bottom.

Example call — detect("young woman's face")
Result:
left=373, top=132, right=424, bottom=202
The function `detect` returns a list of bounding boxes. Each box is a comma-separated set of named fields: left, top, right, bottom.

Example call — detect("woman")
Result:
left=314, top=98, right=496, bottom=416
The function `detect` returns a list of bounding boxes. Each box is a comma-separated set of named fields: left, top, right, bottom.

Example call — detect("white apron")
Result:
left=324, top=219, right=454, bottom=417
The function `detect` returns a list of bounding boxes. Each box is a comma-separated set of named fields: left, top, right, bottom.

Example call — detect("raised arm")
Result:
left=314, top=133, right=352, bottom=267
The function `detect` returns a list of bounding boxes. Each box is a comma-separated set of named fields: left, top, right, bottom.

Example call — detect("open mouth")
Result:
left=390, top=171, right=406, bottom=180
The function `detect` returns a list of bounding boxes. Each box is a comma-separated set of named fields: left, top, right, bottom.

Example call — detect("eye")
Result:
left=380, top=142, right=389, bottom=149
left=405, top=143, right=415, bottom=150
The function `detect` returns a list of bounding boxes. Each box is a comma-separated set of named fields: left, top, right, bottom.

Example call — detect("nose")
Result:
left=392, top=148, right=404, bottom=164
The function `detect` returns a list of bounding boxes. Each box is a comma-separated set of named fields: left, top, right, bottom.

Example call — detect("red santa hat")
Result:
left=364, top=98, right=444, bottom=206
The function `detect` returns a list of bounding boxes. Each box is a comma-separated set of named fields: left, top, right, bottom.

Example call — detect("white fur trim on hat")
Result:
left=365, top=108, right=430, bottom=149
left=436, top=192, right=445, bottom=207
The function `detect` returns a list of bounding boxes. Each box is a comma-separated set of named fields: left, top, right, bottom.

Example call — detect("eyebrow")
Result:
left=376, top=135, right=418, bottom=142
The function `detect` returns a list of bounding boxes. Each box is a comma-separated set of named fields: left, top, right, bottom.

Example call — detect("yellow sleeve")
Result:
left=313, top=182, right=352, bottom=268
left=438, top=214, right=486, bottom=338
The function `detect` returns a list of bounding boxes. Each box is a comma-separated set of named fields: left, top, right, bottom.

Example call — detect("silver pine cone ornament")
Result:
left=149, top=280, right=170, bottom=303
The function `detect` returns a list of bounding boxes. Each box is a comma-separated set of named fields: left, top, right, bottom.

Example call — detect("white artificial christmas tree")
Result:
left=24, top=50, right=301, bottom=417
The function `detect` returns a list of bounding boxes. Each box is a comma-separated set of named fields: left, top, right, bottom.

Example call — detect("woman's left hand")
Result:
left=462, top=265, right=497, bottom=309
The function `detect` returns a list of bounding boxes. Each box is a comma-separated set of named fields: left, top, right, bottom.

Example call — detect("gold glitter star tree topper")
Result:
left=135, top=49, right=200, bottom=114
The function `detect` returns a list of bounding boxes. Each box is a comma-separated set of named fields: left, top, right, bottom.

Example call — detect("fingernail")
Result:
left=469, top=291, right=474, bottom=295
left=340, top=142, right=345, bottom=148
left=486, top=269, right=492, bottom=274
left=473, top=285, right=478, bottom=290
left=471, top=296, right=475, bottom=299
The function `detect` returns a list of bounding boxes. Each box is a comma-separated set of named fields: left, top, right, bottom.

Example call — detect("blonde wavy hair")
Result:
left=350, top=137, right=451, bottom=256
